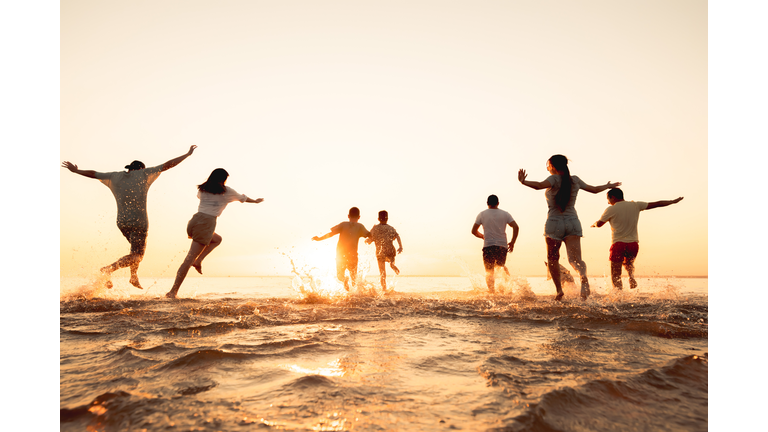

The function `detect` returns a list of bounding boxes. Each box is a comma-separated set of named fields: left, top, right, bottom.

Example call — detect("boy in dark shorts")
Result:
left=312, top=207, right=371, bottom=291
left=471, top=195, right=520, bottom=293
left=592, top=188, right=683, bottom=289
left=365, top=210, right=403, bottom=292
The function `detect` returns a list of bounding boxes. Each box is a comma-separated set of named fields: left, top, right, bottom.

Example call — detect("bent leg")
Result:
left=107, top=225, right=148, bottom=288
left=545, top=238, right=564, bottom=300
left=166, top=241, right=206, bottom=299
left=128, top=257, right=144, bottom=289
left=101, top=253, right=144, bottom=288
left=389, top=257, right=400, bottom=276
left=192, top=233, right=222, bottom=274
left=563, top=236, right=589, bottom=300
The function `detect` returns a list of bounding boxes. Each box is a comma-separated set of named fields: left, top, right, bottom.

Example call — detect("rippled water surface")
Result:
left=60, top=276, right=707, bottom=431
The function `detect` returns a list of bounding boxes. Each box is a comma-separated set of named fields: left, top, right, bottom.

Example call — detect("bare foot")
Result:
left=580, top=277, right=590, bottom=300
left=629, top=277, right=638, bottom=289
left=99, top=266, right=112, bottom=289
left=555, top=292, right=564, bottom=301
left=192, top=263, right=202, bottom=274
left=165, top=291, right=177, bottom=299
left=391, top=264, right=400, bottom=275
left=100, top=267, right=113, bottom=289
left=129, top=275, right=143, bottom=289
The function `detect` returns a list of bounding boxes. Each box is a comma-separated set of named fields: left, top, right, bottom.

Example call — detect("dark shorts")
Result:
left=187, top=213, right=217, bottom=245
left=336, top=252, right=359, bottom=280
left=482, top=246, right=508, bottom=270
left=376, top=252, right=396, bottom=263
left=609, top=241, right=639, bottom=263
left=118, top=224, right=148, bottom=256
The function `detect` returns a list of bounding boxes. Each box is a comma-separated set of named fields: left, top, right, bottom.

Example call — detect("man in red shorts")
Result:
left=592, top=188, right=683, bottom=290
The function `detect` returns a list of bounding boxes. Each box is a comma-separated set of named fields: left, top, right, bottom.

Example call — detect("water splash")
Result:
left=281, top=243, right=384, bottom=302
left=59, top=273, right=129, bottom=301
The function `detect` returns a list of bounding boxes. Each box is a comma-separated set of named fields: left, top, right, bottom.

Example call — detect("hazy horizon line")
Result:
left=67, top=274, right=708, bottom=279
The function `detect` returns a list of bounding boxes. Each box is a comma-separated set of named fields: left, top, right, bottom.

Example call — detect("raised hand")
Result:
left=518, top=169, right=528, bottom=184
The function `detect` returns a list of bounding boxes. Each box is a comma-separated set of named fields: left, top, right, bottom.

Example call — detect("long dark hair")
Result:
left=197, top=168, right=229, bottom=195
left=549, top=155, right=571, bottom=212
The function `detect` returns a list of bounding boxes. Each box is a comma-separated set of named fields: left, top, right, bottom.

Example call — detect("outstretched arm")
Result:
left=312, top=232, right=336, bottom=241
left=591, top=220, right=607, bottom=228
left=646, top=197, right=684, bottom=210
left=471, top=223, right=484, bottom=239
left=245, top=197, right=264, bottom=204
left=61, top=161, right=97, bottom=179
left=508, top=221, right=519, bottom=252
left=161, top=145, right=197, bottom=171
left=518, top=169, right=553, bottom=190
left=581, top=180, right=622, bottom=194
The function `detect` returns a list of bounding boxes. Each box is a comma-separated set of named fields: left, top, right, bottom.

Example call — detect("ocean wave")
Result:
left=159, top=349, right=256, bottom=370
left=495, top=354, right=708, bottom=432
left=60, top=294, right=708, bottom=339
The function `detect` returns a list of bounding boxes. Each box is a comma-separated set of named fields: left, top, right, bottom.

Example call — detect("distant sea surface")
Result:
left=60, top=275, right=707, bottom=431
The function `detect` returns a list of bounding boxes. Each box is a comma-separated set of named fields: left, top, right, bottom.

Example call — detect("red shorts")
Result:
left=609, top=242, right=639, bottom=263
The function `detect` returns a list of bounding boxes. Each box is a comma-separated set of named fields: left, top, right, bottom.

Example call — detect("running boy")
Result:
left=591, top=188, right=683, bottom=289
left=365, top=210, right=403, bottom=291
left=312, top=207, right=370, bottom=291
left=471, top=195, right=519, bottom=293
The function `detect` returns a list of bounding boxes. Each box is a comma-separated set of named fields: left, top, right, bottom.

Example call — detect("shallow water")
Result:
left=60, top=275, right=707, bottom=431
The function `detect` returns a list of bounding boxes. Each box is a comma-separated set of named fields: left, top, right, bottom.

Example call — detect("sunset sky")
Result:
left=58, top=0, right=707, bottom=278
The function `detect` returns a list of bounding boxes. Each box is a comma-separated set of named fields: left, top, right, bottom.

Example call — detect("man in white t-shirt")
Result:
left=472, top=195, right=520, bottom=293
left=62, top=145, right=197, bottom=289
left=592, top=188, right=683, bottom=290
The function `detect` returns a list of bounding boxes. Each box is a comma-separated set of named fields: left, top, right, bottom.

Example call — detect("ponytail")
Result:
left=549, top=155, right=571, bottom=212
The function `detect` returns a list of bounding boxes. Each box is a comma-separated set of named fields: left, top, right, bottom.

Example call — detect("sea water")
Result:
left=60, top=274, right=707, bottom=431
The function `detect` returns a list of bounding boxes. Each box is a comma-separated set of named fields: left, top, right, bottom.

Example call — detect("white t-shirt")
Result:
left=197, top=186, right=249, bottom=217
left=95, top=165, right=164, bottom=227
left=544, top=175, right=589, bottom=218
left=474, top=208, right=515, bottom=248
left=598, top=200, right=649, bottom=243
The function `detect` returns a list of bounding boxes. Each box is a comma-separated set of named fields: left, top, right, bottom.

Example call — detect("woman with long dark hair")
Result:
left=165, top=168, right=263, bottom=299
left=518, top=155, right=620, bottom=301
